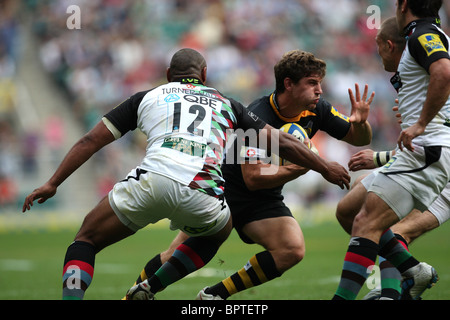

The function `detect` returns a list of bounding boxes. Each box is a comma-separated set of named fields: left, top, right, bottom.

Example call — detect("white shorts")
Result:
left=360, top=168, right=380, bottom=191
left=378, top=145, right=450, bottom=213
left=428, top=184, right=450, bottom=226
left=108, top=168, right=230, bottom=236
left=361, top=166, right=450, bottom=224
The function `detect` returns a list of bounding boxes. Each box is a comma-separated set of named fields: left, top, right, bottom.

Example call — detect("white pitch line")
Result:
left=0, top=259, right=35, bottom=271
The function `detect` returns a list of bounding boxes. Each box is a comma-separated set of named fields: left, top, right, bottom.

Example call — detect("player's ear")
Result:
left=387, top=40, right=395, bottom=52
left=166, top=67, right=171, bottom=82
left=284, top=77, right=293, bottom=92
left=400, top=0, right=408, bottom=13
left=201, top=67, right=207, bottom=84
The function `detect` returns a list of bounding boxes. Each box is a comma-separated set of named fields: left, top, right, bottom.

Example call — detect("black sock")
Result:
left=62, top=241, right=96, bottom=300
left=136, top=254, right=162, bottom=283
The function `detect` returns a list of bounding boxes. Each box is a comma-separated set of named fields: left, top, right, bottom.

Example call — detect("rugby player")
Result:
left=333, top=0, right=450, bottom=300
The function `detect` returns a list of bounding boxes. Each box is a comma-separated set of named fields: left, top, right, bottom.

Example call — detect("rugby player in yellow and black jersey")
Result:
left=222, top=51, right=373, bottom=242
left=223, top=88, right=363, bottom=233
left=198, top=50, right=374, bottom=300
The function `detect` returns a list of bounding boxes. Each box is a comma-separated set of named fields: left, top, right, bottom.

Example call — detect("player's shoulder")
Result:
left=312, top=98, right=334, bottom=116
left=130, top=88, right=156, bottom=103
left=408, top=19, right=448, bottom=48
left=315, top=98, right=332, bottom=110
left=248, top=95, right=271, bottom=110
left=410, top=18, right=446, bottom=37
left=407, top=19, right=449, bottom=70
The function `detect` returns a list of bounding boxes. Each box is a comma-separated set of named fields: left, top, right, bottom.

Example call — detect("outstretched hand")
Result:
left=348, top=83, right=375, bottom=124
left=22, top=182, right=57, bottom=212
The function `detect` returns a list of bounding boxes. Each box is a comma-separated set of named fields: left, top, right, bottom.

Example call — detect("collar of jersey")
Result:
left=403, top=17, right=441, bottom=38
left=175, top=77, right=205, bottom=86
left=269, top=93, right=316, bottom=122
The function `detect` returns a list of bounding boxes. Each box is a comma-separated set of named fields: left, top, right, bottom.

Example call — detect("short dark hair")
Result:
left=378, top=17, right=406, bottom=50
left=168, top=48, right=207, bottom=81
left=274, top=50, right=326, bottom=94
left=398, top=0, right=442, bottom=18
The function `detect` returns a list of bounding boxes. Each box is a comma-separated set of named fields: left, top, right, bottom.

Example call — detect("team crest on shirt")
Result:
left=330, top=107, right=349, bottom=122
left=164, top=94, right=180, bottom=103
left=418, top=33, right=447, bottom=56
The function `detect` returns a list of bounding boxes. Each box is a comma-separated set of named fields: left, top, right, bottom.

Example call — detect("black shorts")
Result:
left=229, top=199, right=293, bottom=244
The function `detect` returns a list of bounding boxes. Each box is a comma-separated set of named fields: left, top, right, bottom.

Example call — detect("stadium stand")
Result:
left=1, top=0, right=449, bottom=215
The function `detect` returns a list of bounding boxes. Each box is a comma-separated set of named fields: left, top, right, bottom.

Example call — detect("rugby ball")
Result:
left=273, top=123, right=319, bottom=166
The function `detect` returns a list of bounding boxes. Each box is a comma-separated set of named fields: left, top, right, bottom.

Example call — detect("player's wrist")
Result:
left=373, top=150, right=394, bottom=167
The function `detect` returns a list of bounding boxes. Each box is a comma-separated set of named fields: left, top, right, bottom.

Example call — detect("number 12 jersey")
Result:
left=102, top=78, right=265, bottom=198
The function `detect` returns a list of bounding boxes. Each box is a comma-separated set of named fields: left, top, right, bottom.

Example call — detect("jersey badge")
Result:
left=164, top=94, right=180, bottom=103
left=331, top=107, right=349, bottom=122
left=418, top=33, right=447, bottom=56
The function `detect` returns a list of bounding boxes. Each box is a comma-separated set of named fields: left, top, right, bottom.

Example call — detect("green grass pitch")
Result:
left=0, top=219, right=449, bottom=300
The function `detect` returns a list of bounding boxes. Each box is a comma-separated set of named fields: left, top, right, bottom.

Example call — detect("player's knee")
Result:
left=290, top=245, right=305, bottom=264
left=352, top=209, right=382, bottom=236
left=335, top=200, right=347, bottom=223
left=353, top=209, right=369, bottom=226
left=281, top=244, right=305, bottom=267
left=270, top=243, right=305, bottom=273
left=336, top=201, right=354, bottom=234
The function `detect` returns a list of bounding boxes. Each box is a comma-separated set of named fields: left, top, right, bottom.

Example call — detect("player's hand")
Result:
left=392, top=99, right=402, bottom=124
left=348, top=149, right=376, bottom=171
left=397, top=123, right=425, bottom=152
left=348, top=83, right=375, bottom=124
left=22, top=182, right=57, bottom=212
left=321, top=161, right=350, bottom=190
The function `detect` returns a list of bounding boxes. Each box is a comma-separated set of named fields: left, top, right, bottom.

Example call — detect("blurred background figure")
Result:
left=1, top=0, right=449, bottom=220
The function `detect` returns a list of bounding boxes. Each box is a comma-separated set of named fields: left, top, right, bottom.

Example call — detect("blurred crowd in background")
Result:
left=1, top=0, right=449, bottom=212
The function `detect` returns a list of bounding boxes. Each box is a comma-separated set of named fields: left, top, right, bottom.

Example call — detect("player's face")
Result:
left=376, top=35, right=399, bottom=72
left=376, top=35, right=393, bottom=72
left=291, top=75, right=323, bottom=110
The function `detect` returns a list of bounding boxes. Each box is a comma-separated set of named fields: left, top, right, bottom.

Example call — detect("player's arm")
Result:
left=22, top=92, right=144, bottom=212
left=22, top=121, right=115, bottom=212
left=261, top=124, right=350, bottom=190
left=398, top=58, right=450, bottom=151
left=241, top=161, right=309, bottom=191
left=241, top=134, right=311, bottom=190
left=341, top=83, right=374, bottom=146
left=348, top=149, right=396, bottom=171
left=234, top=102, right=350, bottom=189
left=398, top=28, right=450, bottom=151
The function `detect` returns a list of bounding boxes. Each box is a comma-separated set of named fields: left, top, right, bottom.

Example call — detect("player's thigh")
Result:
left=352, top=191, right=400, bottom=241
left=242, top=216, right=304, bottom=252
left=75, top=196, right=135, bottom=251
